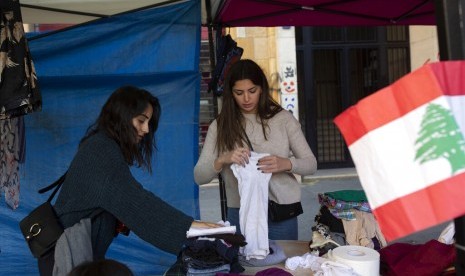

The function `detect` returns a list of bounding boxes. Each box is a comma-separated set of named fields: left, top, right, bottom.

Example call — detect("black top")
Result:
left=54, top=131, right=194, bottom=258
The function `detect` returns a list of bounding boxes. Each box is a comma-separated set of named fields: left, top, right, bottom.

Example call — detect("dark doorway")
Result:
left=296, top=26, right=410, bottom=169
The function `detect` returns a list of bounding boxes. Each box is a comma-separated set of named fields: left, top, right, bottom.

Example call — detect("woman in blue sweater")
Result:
left=38, top=86, right=218, bottom=275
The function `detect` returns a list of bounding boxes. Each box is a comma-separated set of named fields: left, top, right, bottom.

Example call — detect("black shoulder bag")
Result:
left=243, top=133, right=303, bottom=222
left=19, top=173, right=67, bottom=258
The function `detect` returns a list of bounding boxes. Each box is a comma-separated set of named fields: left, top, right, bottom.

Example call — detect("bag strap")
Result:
left=38, top=171, right=67, bottom=202
left=37, top=171, right=105, bottom=223
left=241, top=124, right=254, bottom=151
left=244, top=134, right=254, bottom=151
left=218, top=174, right=227, bottom=222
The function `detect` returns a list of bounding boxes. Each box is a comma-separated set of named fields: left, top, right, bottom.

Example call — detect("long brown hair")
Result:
left=216, top=59, right=282, bottom=153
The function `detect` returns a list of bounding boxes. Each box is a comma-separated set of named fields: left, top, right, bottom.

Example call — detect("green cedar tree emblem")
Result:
left=415, top=103, right=465, bottom=174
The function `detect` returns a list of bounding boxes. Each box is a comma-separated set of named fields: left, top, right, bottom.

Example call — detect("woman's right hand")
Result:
left=214, top=147, right=251, bottom=171
left=191, top=220, right=222, bottom=229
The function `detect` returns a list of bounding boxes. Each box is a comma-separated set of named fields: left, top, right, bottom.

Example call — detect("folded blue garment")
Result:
left=238, top=240, right=287, bottom=267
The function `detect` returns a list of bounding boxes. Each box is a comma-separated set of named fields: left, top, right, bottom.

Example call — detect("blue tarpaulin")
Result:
left=0, top=1, right=202, bottom=275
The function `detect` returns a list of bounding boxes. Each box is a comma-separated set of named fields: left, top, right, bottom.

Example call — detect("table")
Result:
left=241, top=240, right=314, bottom=275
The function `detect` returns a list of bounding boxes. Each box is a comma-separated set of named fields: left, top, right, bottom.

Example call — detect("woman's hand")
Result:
left=257, top=155, right=292, bottom=173
left=214, top=147, right=251, bottom=171
left=190, top=220, right=222, bottom=229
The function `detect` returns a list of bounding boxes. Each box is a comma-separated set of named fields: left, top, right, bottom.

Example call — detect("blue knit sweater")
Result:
left=54, top=131, right=194, bottom=258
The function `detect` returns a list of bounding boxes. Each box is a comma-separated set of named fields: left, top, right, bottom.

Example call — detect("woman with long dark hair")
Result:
left=195, top=59, right=317, bottom=241
left=38, top=86, right=218, bottom=275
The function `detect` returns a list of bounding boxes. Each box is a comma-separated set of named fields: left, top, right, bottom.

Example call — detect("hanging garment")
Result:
left=0, top=117, right=24, bottom=209
left=208, top=33, right=243, bottom=96
left=0, top=0, right=42, bottom=119
left=231, top=152, right=271, bottom=260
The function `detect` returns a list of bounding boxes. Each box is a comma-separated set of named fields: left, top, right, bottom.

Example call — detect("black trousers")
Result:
left=37, top=250, right=55, bottom=276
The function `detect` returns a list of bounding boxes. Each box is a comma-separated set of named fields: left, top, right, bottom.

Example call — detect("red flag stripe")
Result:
left=334, top=64, right=443, bottom=146
left=431, top=61, right=465, bottom=96
left=373, top=171, right=465, bottom=241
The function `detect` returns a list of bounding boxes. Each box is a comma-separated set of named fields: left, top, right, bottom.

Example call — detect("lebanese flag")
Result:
left=334, top=61, right=465, bottom=241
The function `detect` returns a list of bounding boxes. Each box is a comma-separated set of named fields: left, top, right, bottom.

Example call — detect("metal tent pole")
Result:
left=434, top=0, right=465, bottom=274
left=205, top=0, right=227, bottom=222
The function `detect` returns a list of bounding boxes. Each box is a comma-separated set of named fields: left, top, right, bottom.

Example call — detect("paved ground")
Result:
left=198, top=169, right=449, bottom=244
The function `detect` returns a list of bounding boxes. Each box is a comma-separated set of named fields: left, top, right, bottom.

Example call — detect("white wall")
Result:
left=409, top=26, right=439, bottom=71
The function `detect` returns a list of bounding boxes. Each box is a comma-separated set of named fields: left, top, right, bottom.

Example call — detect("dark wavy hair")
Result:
left=68, top=259, right=134, bottom=276
left=216, top=59, right=282, bottom=153
left=81, top=86, right=161, bottom=173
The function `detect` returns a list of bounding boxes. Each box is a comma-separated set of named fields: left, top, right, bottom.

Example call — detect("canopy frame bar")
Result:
left=20, top=4, right=108, bottom=18
left=26, top=0, right=185, bottom=41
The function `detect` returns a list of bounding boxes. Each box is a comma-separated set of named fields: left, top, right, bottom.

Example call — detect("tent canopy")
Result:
left=212, top=0, right=436, bottom=27
left=20, top=0, right=436, bottom=26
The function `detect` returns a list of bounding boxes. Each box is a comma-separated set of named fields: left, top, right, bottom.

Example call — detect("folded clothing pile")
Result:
left=165, top=233, right=247, bottom=276
left=309, top=190, right=387, bottom=256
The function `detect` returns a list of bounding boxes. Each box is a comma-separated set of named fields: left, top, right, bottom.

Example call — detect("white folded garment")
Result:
left=186, top=224, right=236, bottom=238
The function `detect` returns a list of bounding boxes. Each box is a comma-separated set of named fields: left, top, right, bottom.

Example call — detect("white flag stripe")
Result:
left=350, top=97, right=455, bottom=208
left=446, top=95, right=465, bottom=135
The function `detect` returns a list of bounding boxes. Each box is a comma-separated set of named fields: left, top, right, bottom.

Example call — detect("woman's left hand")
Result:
left=257, top=155, right=292, bottom=173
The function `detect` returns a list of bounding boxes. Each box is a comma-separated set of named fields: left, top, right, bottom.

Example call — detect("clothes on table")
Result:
left=310, top=190, right=387, bottom=256
left=255, top=267, right=293, bottom=276
left=341, top=209, right=387, bottom=249
left=437, top=222, right=455, bottom=245
left=186, top=263, right=230, bottom=276
left=323, top=190, right=368, bottom=202
left=285, top=252, right=358, bottom=275
left=165, top=233, right=246, bottom=276
left=318, top=190, right=371, bottom=221
left=216, top=267, right=292, bottom=276
left=379, top=239, right=456, bottom=276
left=314, top=260, right=359, bottom=276
left=238, top=240, right=287, bottom=267
left=308, top=225, right=341, bottom=257
left=315, top=205, right=345, bottom=234
left=183, top=238, right=239, bottom=267
left=186, top=221, right=236, bottom=238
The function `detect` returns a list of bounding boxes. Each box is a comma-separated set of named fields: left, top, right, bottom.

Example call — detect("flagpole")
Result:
left=434, top=0, right=465, bottom=274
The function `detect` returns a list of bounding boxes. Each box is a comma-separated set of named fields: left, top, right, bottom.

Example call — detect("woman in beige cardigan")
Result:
left=194, top=59, right=317, bottom=240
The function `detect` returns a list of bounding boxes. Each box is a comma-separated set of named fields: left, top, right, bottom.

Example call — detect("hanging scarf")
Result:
left=0, top=0, right=42, bottom=119
left=0, top=117, right=24, bottom=209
